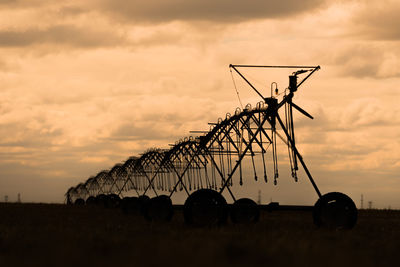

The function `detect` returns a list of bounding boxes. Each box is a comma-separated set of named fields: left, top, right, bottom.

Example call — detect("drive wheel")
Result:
left=313, top=192, right=357, bottom=229
left=183, top=189, right=228, bottom=227
left=145, top=195, right=173, bottom=222
left=85, top=196, right=96, bottom=206
left=230, top=198, right=260, bottom=224
left=121, top=197, right=140, bottom=215
left=138, top=195, right=150, bottom=216
left=74, top=198, right=85, bottom=205
left=105, top=194, right=121, bottom=209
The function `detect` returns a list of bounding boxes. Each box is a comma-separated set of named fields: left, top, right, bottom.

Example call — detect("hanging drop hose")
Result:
left=243, top=114, right=258, bottom=181
left=238, top=121, right=244, bottom=186
left=170, top=171, right=175, bottom=192
left=158, top=172, right=161, bottom=191
left=272, top=121, right=279, bottom=185
left=192, top=165, right=195, bottom=191
left=225, top=113, right=233, bottom=187
left=190, top=165, right=195, bottom=191
left=146, top=173, right=149, bottom=191
left=156, top=170, right=160, bottom=191
left=285, top=100, right=295, bottom=180
left=216, top=120, right=225, bottom=188
left=289, top=100, right=298, bottom=181
left=204, top=161, right=210, bottom=189
left=259, top=112, right=268, bottom=183
left=197, top=164, right=203, bottom=189
left=247, top=123, right=258, bottom=181
left=227, top=131, right=233, bottom=186
left=195, top=164, right=199, bottom=190
left=161, top=172, right=164, bottom=192
left=154, top=167, right=161, bottom=190
left=161, top=172, right=164, bottom=191
left=188, top=168, right=192, bottom=191
left=196, top=165, right=200, bottom=189
left=164, top=170, right=167, bottom=191
left=211, top=160, right=216, bottom=189
left=184, top=172, right=189, bottom=191
left=166, top=171, right=170, bottom=192
left=172, top=168, right=177, bottom=192
left=160, top=171, right=163, bottom=191
left=179, top=170, right=183, bottom=191
left=154, top=169, right=158, bottom=190
left=285, top=95, right=298, bottom=181
left=195, top=165, right=199, bottom=190
left=218, top=132, right=225, bottom=187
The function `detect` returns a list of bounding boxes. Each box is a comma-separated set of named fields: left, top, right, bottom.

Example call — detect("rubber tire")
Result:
left=85, top=196, right=97, bottom=206
left=105, top=194, right=121, bottom=209
left=121, top=197, right=140, bottom=215
left=95, top=194, right=107, bottom=207
left=145, top=195, right=174, bottom=222
left=74, top=198, right=85, bottom=205
left=138, top=195, right=150, bottom=216
left=183, top=189, right=228, bottom=227
left=313, top=192, right=358, bottom=229
left=230, top=198, right=260, bottom=224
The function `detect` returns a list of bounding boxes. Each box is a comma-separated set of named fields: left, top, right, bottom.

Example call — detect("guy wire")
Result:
left=230, top=68, right=244, bottom=109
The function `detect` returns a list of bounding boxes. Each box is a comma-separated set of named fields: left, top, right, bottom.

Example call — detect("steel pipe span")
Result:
left=66, top=65, right=357, bottom=229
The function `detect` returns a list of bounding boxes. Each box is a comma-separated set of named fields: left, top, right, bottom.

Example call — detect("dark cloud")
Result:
left=132, top=30, right=184, bottom=47
left=0, top=24, right=188, bottom=52
left=1, top=0, right=329, bottom=24
left=111, top=122, right=163, bottom=141
left=0, top=24, right=125, bottom=48
left=0, top=0, right=54, bottom=8
left=333, top=45, right=383, bottom=78
left=97, top=0, right=328, bottom=24
left=0, top=120, right=63, bottom=149
left=322, top=44, right=400, bottom=79
left=110, top=119, right=183, bottom=142
left=58, top=5, right=87, bottom=17
left=352, top=1, right=400, bottom=40
left=0, top=0, right=14, bottom=5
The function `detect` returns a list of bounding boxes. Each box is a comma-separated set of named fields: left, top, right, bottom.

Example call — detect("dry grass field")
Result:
left=0, top=203, right=399, bottom=267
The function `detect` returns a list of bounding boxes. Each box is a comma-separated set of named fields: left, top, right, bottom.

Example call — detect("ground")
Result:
left=0, top=203, right=398, bottom=267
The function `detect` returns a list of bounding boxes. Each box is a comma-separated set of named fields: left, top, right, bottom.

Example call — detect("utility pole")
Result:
left=17, top=193, right=21, bottom=203
left=361, top=194, right=364, bottom=209
left=368, top=201, right=372, bottom=209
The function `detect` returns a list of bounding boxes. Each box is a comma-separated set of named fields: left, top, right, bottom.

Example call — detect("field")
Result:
left=0, top=203, right=399, bottom=267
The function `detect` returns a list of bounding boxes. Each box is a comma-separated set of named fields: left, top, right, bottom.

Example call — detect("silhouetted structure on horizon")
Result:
left=66, top=65, right=357, bottom=229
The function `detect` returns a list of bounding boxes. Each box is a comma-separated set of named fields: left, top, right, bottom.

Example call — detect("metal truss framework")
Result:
left=66, top=65, right=322, bottom=205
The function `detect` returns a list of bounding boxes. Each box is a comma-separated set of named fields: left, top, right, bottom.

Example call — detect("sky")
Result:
left=0, top=0, right=399, bottom=208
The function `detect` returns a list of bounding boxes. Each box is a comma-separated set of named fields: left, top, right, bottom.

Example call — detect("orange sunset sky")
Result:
left=0, top=0, right=399, bottom=208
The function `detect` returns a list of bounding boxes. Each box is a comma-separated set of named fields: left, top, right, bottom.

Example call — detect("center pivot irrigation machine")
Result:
left=66, top=65, right=358, bottom=229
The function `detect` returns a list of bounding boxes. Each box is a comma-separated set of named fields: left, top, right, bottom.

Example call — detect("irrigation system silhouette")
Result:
left=66, top=65, right=358, bottom=229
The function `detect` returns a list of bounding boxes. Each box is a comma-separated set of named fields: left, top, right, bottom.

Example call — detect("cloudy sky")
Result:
left=0, top=0, right=399, bottom=208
